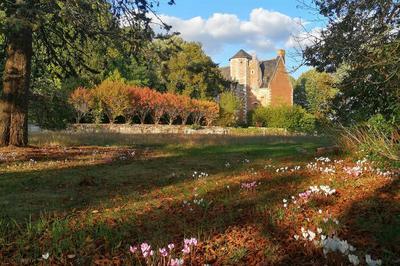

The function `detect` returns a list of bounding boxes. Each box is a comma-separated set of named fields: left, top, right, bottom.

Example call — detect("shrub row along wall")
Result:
left=69, top=80, right=220, bottom=126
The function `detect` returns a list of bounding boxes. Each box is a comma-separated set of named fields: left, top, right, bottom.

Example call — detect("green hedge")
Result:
left=249, top=105, right=316, bottom=133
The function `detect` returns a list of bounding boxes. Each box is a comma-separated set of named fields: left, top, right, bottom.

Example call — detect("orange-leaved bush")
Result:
left=150, top=92, right=167, bottom=125
left=93, top=80, right=132, bottom=123
left=202, top=101, right=220, bottom=126
left=177, top=96, right=192, bottom=125
left=191, top=99, right=220, bottom=126
left=74, top=81, right=221, bottom=126
left=68, top=87, right=94, bottom=123
left=164, top=93, right=181, bottom=125
left=129, top=87, right=154, bottom=124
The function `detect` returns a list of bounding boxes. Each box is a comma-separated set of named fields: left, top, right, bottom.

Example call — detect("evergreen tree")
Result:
left=0, top=0, right=174, bottom=146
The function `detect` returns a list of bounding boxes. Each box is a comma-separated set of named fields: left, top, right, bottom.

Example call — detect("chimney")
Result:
left=277, top=49, right=286, bottom=63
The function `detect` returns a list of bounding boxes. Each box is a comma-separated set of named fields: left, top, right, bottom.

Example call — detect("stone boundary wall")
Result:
left=67, top=124, right=293, bottom=136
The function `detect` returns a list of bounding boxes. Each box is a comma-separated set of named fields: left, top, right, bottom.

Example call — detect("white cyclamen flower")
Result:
left=308, top=230, right=316, bottom=241
left=348, top=254, right=360, bottom=265
left=365, top=255, right=382, bottom=266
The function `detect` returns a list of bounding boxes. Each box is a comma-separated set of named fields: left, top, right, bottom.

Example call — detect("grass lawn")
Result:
left=0, top=132, right=398, bottom=265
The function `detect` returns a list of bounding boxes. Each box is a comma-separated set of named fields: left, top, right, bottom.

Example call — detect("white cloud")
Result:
left=154, top=8, right=312, bottom=55
left=285, top=27, right=322, bottom=51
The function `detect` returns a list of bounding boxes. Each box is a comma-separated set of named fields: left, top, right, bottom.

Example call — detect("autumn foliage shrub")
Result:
left=69, top=81, right=220, bottom=126
left=128, top=87, right=154, bottom=124
left=92, top=80, right=132, bottom=123
left=68, top=87, right=93, bottom=123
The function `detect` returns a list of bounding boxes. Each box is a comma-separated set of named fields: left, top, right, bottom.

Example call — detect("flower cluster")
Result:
left=344, top=166, right=363, bottom=177
left=129, top=238, right=197, bottom=266
left=28, top=158, right=37, bottom=165
left=141, top=243, right=154, bottom=258
left=294, top=226, right=324, bottom=243
left=375, top=168, right=394, bottom=177
left=274, top=165, right=302, bottom=173
left=297, top=185, right=336, bottom=202
left=246, top=168, right=258, bottom=176
left=343, top=158, right=396, bottom=178
left=240, top=181, right=259, bottom=191
left=182, top=238, right=198, bottom=254
left=316, top=157, right=331, bottom=163
left=306, top=162, right=336, bottom=175
left=314, top=185, right=336, bottom=196
left=293, top=219, right=381, bottom=266
left=183, top=197, right=207, bottom=211
left=321, top=237, right=382, bottom=266
left=321, top=236, right=356, bottom=256
left=192, top=171, right=209, bottom=179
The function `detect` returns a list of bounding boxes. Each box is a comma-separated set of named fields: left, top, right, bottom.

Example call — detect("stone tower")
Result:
left=230, top=49, right=251, bottom=86
left=229, top=49, right=253, bottom=122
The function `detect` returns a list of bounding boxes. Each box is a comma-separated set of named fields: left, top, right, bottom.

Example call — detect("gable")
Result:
left=260, top=58, right=279, bottom=88
left=268, top=58, right=293, bottom=106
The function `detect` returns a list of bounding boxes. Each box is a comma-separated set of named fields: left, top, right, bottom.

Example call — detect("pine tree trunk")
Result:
left=0, top=27, right=33, bottom=146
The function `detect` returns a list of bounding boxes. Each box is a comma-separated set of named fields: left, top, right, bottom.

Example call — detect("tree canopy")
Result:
left=294, top=69, right=337, bottom=120
left=304, top=0, right=400, bottom=125
left=161, top=37, right=228, bottom=100
left=0, top=0, right=174, bottom=146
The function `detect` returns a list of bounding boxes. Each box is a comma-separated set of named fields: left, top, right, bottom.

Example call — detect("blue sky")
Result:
left=153, top=0, right=325, bottom=78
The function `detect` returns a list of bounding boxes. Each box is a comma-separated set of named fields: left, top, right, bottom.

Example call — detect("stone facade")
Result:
left=220, top=49, right=293, bottom=122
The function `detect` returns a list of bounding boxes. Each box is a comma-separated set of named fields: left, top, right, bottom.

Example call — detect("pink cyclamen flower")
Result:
left=190, top=237, right=198, bottom=246
left=184, top=237, right=198, bottom=246
left=182, top=245, right=191, bottom=254
left=143, top=250, right=154, bottom=258
left=141, top=242, right=151, bottom=253
left=168, top=243, right=175, bottom=250
left=159, top=248, right=168, bottom=257
left=129, top=245, right=137, bottom=254
left=184, top=238, right=191, bottom=246
left=170, top=258, right=183, bottom=266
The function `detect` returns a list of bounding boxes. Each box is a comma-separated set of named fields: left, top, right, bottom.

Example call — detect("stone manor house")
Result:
left=220, top=49, right=293, bottom=121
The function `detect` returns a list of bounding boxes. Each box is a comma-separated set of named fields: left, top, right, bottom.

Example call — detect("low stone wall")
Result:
left=69, top=124, right=229, bottom=135
left=68, top=124, right=291, bottom=136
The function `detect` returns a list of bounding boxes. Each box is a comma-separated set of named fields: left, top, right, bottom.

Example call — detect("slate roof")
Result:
left=260, top=58, right=280, bottom=88
left=230, top=49, right=253, bottom=60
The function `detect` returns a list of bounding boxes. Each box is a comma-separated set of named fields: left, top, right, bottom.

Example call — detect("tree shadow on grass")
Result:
left=0, top=137, right=339, bottom=265
left=336, top=178, right=400, bottom=264
left=0, top=141, right=319, bottom=221
left=29, top=172, right=314, bottom=265
left=271, top=178, right=400, bottom=266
